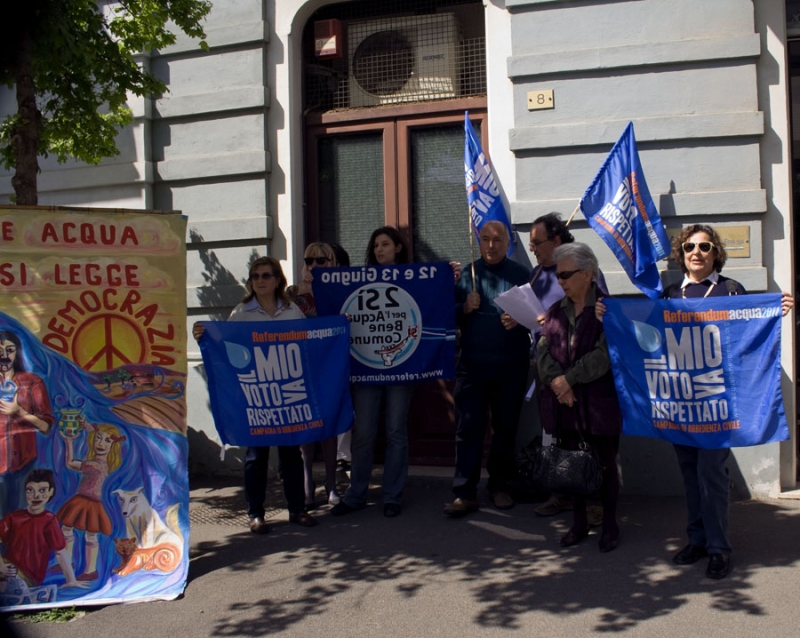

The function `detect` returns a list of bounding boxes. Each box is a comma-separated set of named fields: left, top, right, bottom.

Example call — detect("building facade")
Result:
left=1, top=0, right=796, bottom=496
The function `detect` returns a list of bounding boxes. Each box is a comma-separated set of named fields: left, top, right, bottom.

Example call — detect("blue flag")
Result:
left=465, top=112, right=514, bottom=256
left=199, top=315, right=354, bottom=446
left=603, top=294, right=789, bottom=448
left=313, top=263, right=456, bottom=383
left=581, top=122, right=670, bottom=298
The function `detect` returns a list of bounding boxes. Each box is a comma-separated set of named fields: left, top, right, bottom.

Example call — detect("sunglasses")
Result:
left=556, top=269, right=582, bottom=281
left=250, top=272, right=276, bottom=281
left=682, top=241, right=713, bottom=254
left=528, top=238, right=552, bottom=250
left=304, top=256, right=330, bottom=266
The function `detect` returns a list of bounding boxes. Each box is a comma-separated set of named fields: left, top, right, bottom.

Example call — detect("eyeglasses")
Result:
left=304, top=256, right=330, bottom=266
left=528, top=238, right=552, bottom=250
left=250, top=272, right=276, bottom=281
left=556, top=269, right=582, bottom=281
left=682, top=241, right=713, bottom=254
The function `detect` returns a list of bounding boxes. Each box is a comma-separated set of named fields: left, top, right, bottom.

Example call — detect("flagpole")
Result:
left=565, top=202, right=581, bottom=227
left=468, top=214, right=477, bottom=293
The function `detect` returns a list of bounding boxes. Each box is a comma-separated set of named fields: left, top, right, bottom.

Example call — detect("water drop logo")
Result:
left=632, top=321, right=661, bottom=352
left=224, top=341, right=252, bottom=369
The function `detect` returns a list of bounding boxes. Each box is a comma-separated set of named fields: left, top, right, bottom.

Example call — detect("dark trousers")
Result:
left=673, top=444, right=731, bottom=555
left=452, top=358, right=528, bottom=499
left=244, top=445, right=305, bottom=518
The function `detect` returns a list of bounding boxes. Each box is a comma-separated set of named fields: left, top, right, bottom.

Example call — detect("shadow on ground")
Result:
left=179, top=475, right=800, bottom=636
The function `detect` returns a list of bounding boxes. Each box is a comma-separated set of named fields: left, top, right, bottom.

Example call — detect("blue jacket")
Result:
left=455, top=258, right=531, bottom=363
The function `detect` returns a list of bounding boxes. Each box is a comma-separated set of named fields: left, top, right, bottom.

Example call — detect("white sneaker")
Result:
left=328, top=490, right=341, bottom=506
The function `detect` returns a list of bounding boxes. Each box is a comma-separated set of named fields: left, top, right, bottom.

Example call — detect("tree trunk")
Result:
left=11, top=31, right=40, bottom=206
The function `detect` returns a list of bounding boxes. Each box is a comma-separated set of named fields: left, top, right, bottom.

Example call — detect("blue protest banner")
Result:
left=313, top=263, right=456, bottom=383
left=603, top=294, right=789, bottom=448
left=199, top=315, right=353, bottom=446
left=465, top=112, right=514, bottom=257
left=580, top=122, right=670, bottom=298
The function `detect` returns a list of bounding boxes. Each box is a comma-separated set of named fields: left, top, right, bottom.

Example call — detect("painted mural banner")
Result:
left=0, top=207, right=188, bottom=611
left=199, top=315, right=354, bottom=447
left=312, top=263, right=456, bottom=383
left=603, top=294, right=789, bottom=448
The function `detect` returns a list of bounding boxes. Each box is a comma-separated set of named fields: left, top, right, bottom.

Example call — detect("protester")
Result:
left=444, top=221, right=531, bottom=517
left=526, top=214, right=610, bottom=521
left=597, top=224, right=794, bottom=576
left=331, top=227, right=417, bottom=518
left=288, top=242, right=341, bottom=509
left=537, top=243, right=621, bottom=552
left=193, top=256, right=318, bottom=533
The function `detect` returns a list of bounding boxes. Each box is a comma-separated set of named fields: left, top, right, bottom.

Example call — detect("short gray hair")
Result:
left=553, top=242, right=599, bottom=279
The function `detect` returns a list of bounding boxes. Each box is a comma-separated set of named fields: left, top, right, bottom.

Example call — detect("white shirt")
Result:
left=228, top=297, right=305, bottom=322
left=680, top=270, right=719, bottom=290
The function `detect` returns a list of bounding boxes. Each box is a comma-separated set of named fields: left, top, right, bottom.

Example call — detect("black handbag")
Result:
left=515, top=404, right=603, bottom=496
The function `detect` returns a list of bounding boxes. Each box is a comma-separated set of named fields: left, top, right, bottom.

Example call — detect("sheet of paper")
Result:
left=494, top=283, right=548, bottom=332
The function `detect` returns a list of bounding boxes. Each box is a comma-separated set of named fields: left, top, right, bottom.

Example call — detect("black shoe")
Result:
left=706, top=553, right=730, bottom=580
left=384, top=503, right=402, bottom=518
left=598, top=529, right=619, bottom=553
left=560, top=526, right=589, bottom=548
left=331, top=501, right=359, bottom=516
left=249, top=517, right=270, bottom=535
left=672, top=544, right=708, bottom=565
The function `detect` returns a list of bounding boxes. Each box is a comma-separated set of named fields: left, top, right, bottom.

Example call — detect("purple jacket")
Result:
left=538, top=296, right=622, bottom=437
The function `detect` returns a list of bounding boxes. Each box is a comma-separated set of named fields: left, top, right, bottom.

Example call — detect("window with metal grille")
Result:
left=303, top=0, right=486, bottom=113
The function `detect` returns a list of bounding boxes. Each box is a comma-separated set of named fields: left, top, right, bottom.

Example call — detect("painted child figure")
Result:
left=57, top=422, right=125, bottom=582
left=0, top=469, right=84, bottom=590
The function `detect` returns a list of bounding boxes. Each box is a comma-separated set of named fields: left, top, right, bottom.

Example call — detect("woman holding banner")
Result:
left=288, top=242, right=342, bottom=509
left=331, top=227, right=416, bottom=519
left=597, top=224, right=793, bottom=578
left=662, top=225, right=791, bottom=579
left=192, top=257, right=318, bottom=534
left=536, top=243, right=622, bottom=553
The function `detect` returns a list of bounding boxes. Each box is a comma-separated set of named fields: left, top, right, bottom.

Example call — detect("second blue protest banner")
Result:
left=313, top=263, right=456, bottom=383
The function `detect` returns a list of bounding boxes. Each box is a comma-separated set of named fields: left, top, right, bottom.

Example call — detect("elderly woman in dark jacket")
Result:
left=536, top=243, right=621, bottom=552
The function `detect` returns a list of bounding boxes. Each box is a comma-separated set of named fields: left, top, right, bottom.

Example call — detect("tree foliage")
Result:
left=0, top=0, right=211, bottom=204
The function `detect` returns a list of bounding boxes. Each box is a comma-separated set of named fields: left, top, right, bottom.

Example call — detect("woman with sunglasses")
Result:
left=288, top=243, right=342, bottom=509
left=664, top=224, right=791, bottom=578
left=597, top=224, right=793, bottom=577
left=536, top=243, right=622, bottom=552
left=192, top=256, right=318, bottom=534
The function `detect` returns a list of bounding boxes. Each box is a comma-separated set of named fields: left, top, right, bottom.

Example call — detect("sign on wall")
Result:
left=0, top=207, right=188, bottom=611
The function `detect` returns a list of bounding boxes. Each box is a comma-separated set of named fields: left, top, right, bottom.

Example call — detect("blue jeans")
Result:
left=673, top=444, right=732, bottom=555
left=343, top=384, right=416, bottom=507
left=452, top=358, right=528, bottom=500
left=244, top=445, right=305, bottom=518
